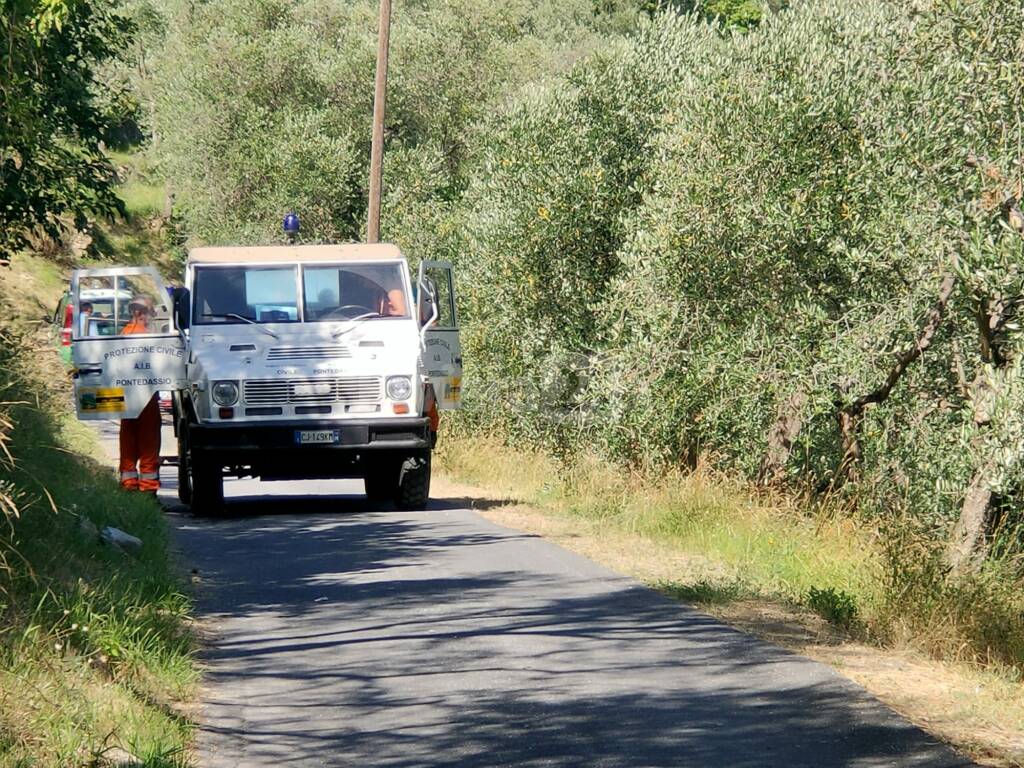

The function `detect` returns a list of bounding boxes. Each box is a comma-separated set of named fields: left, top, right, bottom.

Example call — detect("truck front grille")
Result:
left=266, top=345, right=352, bottom=361
left=243, top=377, right=381, bottom=406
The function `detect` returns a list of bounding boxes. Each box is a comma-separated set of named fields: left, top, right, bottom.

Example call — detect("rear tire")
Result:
left=394, top=451, right=431, bottom=511
left=190, top=452, right=224, bottom=516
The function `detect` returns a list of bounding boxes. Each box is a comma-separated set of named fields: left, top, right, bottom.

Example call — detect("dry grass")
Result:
left=438, top=436, right=881, bottom=610
left=435, top=436, right=1024, bottom=767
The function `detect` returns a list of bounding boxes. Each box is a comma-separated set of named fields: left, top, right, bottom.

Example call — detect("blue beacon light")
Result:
left=283, top=212, right=300, bottom=241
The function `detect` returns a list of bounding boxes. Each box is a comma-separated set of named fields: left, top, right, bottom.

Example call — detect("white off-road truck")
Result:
left=69, top=244, right=461, bottom=513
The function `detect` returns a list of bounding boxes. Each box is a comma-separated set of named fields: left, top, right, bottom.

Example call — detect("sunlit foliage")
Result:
left=0, top=0, right=131, bottom=260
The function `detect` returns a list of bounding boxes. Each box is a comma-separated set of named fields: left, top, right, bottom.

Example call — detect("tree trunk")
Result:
left=942, top=165, right=1023, bottom=574
left=945, top=461, right=995, bottom=574
left=163, top=186, right=174, bottom=221
left=825, top=269, right=956, bottom=492
left=944, top=371, right=998, bottom=574
left=835, top=407, right=863, bottom=486
left=757, top=390, right=806, bottom=485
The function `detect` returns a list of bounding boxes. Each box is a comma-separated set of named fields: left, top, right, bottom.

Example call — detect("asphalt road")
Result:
left=157, top=470, right=971, bottom=768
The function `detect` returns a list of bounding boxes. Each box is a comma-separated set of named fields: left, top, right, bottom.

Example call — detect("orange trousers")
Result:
left=120, top=396, right=161, bottom=491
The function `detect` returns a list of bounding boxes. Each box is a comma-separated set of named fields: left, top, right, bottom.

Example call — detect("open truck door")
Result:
left=417, top=261, right=462, bottom=410
left=70, top=267, right=186, bottom=420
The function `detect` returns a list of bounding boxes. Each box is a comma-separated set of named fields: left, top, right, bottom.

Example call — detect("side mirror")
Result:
left=173, top=287, right=191, bottom=331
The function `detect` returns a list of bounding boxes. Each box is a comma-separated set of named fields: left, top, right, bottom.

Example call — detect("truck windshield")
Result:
left=193, top=266, right=299, bottom=325
left=302, top=264, right=409, bottom=322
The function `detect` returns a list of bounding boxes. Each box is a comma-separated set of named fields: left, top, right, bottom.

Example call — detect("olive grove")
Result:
left=446, top=0, right=1024, bottom=580
left=139, top=0, right=1024, bottom=663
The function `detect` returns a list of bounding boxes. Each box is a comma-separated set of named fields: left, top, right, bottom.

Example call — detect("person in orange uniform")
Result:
left=119, top=295, right=162, bottom=493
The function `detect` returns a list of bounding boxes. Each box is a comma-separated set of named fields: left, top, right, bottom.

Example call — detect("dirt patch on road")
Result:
left=434, top=475, right=1024, bottom=767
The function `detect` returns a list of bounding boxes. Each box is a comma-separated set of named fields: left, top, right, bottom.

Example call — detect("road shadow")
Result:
left=428, top=494, right=518, bottom=512
left=160, top=472, right=516, bottom=519
left=168, top=497, right=972, bottom=768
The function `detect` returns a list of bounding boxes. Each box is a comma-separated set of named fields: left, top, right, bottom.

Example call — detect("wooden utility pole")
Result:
left=366, top=0, right=392, bottom=243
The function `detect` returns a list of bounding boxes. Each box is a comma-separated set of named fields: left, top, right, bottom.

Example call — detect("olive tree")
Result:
left=0, top=0, right=131, bottom=261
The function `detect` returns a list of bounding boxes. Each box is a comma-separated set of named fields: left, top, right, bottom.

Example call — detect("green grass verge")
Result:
left=0, top=252, right=196, bottom=764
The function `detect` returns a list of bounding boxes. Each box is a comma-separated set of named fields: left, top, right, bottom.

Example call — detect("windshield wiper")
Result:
left=200, top=313, right=280, bottom=340
left=331, top=311, right=382, bottom=338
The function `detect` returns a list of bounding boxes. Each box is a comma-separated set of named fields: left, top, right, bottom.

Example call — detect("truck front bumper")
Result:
left=190, top=417, right=432, bottom=453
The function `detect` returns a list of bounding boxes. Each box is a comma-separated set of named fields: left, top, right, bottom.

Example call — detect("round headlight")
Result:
left=212, top=380, right=239, bottom=406
left=386, top=376, right=412, bottom=401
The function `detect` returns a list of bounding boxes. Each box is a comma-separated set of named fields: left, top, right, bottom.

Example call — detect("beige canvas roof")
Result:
left=188, top=243, right=404, bottom=264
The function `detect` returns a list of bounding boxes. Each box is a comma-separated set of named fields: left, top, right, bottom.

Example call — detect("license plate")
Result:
left=294, top=383, right=332, bottom=397
left=295, top=430, right=339, bottom=445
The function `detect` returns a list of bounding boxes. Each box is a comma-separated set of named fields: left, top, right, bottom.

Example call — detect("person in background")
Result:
left=119, top=295, right=162, bottom=493
left=383, top=287, right=407, bottom=316
left=78, top=301, right=93, bottom=336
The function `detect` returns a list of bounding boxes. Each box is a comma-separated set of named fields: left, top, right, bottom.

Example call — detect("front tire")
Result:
left=177, top=427, right=192, bottom=505
left=394, top=451, right=431, bottom=511
left=364, top=464, right=398, bottom=503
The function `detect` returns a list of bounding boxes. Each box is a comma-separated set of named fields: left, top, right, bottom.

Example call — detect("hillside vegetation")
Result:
left=0, top=3, right=196, bottom=762
left=0, top=0, right=129, bottom=261
left=0, top=254, right=195, bottom=765
left=137, top=0, right=1024, bottom=671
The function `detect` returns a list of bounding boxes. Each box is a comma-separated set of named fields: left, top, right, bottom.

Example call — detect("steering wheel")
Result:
left=320, top=304, right=376, bottom=320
